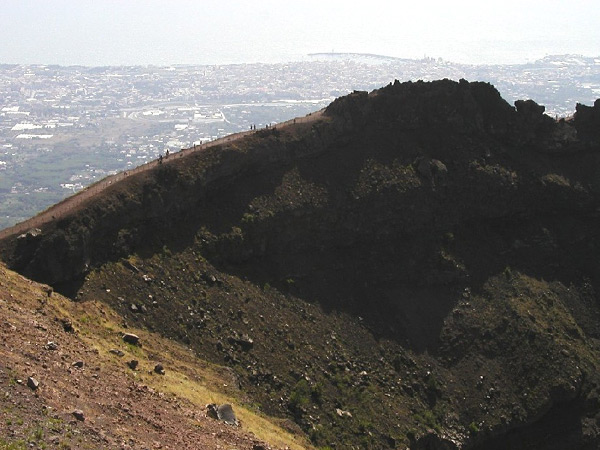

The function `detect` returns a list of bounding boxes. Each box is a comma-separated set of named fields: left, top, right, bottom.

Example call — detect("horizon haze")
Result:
left=1, top=0, right=599, bottom=67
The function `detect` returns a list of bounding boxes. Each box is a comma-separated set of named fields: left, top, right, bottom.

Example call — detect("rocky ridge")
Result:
left=2, top=79, right=600, bottom=449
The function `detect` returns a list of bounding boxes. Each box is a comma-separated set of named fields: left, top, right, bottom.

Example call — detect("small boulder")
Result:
left=229, top=333, right=254, bottom=351
left=109, top=349, right=125, bottom=357
left=27, top=376, right=39, bottom=391
left=206, top=403, right=219, bottom=420
left=414, top=157, right=447, bottom=186
left=335, top=408, right=352, bottom=418
left=127, top=360, right=139, bottom=370
left=430, top=159, right=447, bottom=177
left=72, top=409, right=85, bottom=421
left=45, top=341, right=58, bottom=351
left=202, top=273, right=218, bottom=285
left=154, top=364, right=165, bottom=375
left=217, top=403, right=238, bottom=426
left=122, top=333, right=140, bottom=346
left=72, top=361, right=84, bottom=369
left=60, top=318, right=74, bottom=333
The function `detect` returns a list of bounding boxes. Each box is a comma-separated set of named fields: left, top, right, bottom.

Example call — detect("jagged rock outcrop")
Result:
left=574, top=98, right=600, bottom=139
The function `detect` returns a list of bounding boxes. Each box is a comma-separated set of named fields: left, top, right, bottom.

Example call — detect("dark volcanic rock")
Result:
left=72, top=409, right=85, bottom=421
left=217, top=403, right=238, bottom=426
left=122, top=333, right=140, bottom=346
left=574, top=98, right=600, bottom=138
left=206, top=403, right=219, bottom=420
left=228, top=333, right=254, bottom=351
left=127, top=359, right=138, bottom=370
left=60, top=318, right=74, bottom=333
left=27, top=376, right=39, bottom=391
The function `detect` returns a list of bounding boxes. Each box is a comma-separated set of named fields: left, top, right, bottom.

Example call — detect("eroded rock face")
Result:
left=0, top=79, right=593, bottom=291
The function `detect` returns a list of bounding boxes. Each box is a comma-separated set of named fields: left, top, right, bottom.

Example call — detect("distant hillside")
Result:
left=307, top=52, right=414, bottom=62
left=2, top=80, right=600, bottom=449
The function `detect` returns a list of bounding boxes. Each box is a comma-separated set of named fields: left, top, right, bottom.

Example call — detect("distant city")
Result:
left=1, top=54, right=599, bottom=229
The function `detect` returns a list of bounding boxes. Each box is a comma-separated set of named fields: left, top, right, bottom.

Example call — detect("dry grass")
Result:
left=51, top=279, right=312, bottom=450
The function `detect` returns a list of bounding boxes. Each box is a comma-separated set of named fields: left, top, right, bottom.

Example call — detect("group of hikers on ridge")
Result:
left=158, top=149, right=170, bottom=164
left=156, top=116, right=300, bottom=165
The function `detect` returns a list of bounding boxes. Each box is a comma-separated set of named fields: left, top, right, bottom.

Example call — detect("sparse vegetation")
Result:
left=468, top=421, right=480, bottom=434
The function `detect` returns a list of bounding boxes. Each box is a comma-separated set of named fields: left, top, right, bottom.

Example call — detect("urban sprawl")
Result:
left=1, top=54, right=599, bottom=228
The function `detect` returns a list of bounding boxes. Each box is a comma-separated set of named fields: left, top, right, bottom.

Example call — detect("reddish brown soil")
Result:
left=0, top=263, right=294, bottom=449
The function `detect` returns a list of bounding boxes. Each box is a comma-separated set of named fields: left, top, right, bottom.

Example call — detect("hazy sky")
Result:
left=1, top=0, right=599, bottom=66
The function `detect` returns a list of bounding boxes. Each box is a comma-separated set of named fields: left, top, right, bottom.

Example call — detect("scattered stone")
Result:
left=122, top=333, right=140, bottom=346
left=142, top=274, right=153, bottom=283
left=72, top=361, right=84, bottom=368
left=200, top=272, right=220, bottom=285
left=206, top=403, right=219, bottom=419
left=414, top=156, right=448, bottom=186
left=17, top=228, right=42, bottom=240
left=45, top=341, right=58, bottom=350
left=253, top=445, right=268, bottom=450
left=127, top=360, right=139, bottom=370
left=60, top=318, right=74, bottom=333
left=27, top=376, right=39, bottom=390
left=336, top=408, right=352, bottom=418
left=415, top=157, right=433, bottom=179
left=109, top=349, right=125, bottom=357
left=154, top=364, right=165, bottom=375
left=229, top=333, right=254, bottom=351
left=33, top=321, right=47, bottom=331
left=130, top=304, right=139, bottom=313
left=72, top=409, right=85, bottom=421
left=217, top=403, right=238, bottom=426
left=430, top=159, right=448, bottom=176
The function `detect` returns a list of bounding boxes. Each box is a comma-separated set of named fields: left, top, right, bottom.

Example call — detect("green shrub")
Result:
left=468, top=421, right=479, bottom=434
left=289, top=379, right=311, bottom=411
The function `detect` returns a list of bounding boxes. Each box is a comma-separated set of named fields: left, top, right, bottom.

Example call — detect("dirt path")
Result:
left=0, top=110, right=324, bottom=240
